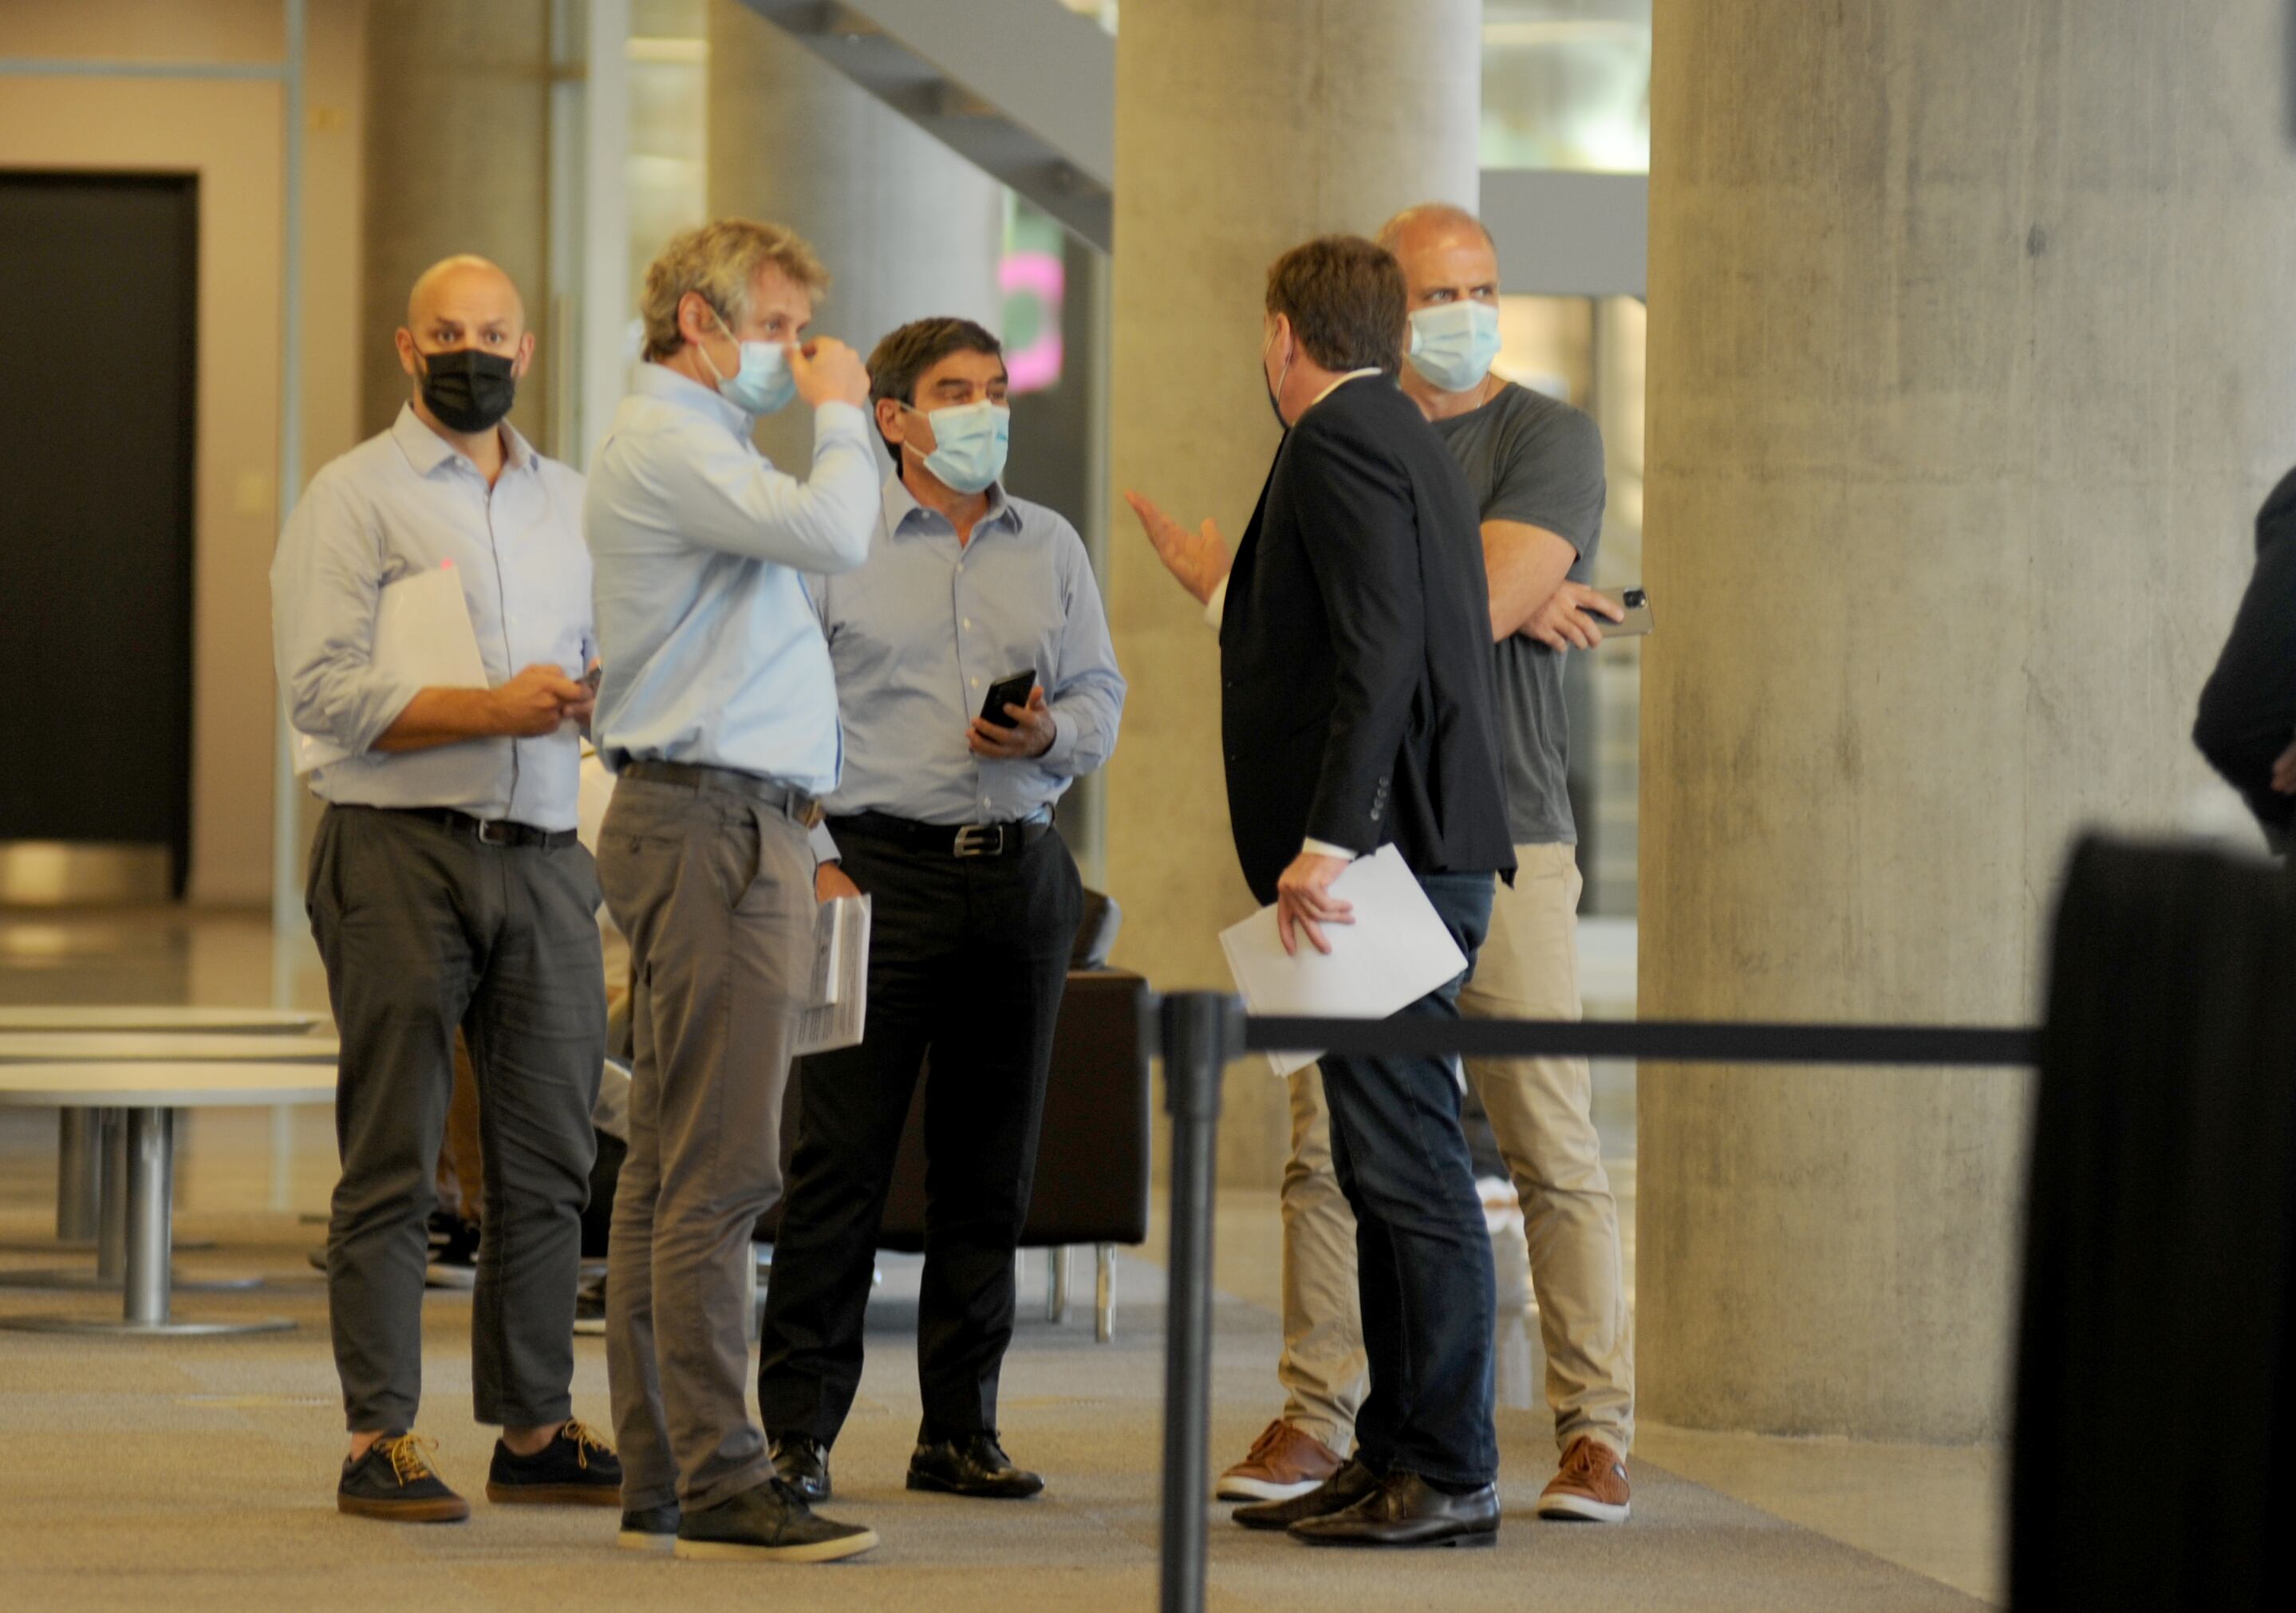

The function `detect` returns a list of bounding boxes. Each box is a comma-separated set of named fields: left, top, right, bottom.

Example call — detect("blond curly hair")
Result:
left=638, top=219, right=830, bottom=361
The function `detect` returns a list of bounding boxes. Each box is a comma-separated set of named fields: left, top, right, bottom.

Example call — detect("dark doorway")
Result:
left=0, top=172, right=199, bottom=897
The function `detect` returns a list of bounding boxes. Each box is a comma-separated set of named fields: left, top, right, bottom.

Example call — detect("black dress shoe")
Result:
left=1288, top=1470, right=1499, bottom=1548
left=1232, top=1457, right=1381, bottom=1532
left=905, top=1431, right=1044, bottom=1499
left=771, top=1434, right=832, bottom=1502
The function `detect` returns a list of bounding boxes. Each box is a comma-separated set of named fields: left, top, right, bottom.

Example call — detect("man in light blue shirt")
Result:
left=271, top=254, right=619, bottom=1524
left=583, top=218, right=879, bottom=1566
left=756, top=317, right=1124, bottom=1507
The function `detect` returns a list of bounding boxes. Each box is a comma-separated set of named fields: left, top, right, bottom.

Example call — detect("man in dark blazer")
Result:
left=1210, top=234, right=1516, bottom=1548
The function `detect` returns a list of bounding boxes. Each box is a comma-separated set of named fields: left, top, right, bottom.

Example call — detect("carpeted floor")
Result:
left=0, top=1204, right=1988, bottom=1613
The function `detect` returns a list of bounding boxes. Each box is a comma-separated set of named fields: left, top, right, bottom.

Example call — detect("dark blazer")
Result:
left=2195, top=463, right=2296, bottom=846
left=1218, top=375, right=1515, bottom=904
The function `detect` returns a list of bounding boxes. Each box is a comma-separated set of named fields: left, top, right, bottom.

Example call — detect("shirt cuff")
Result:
left=1301, top=838, right=1357, bottom=862
left=808, top=820, right=840, bottom=864
left=1203, top=571, right=1229, bottom=630
left=1037, top=708, right=1078, bottom=773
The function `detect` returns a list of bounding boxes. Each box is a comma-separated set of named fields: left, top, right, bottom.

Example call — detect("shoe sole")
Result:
left=1292, top=1527, right=1498, bottom=1549
left=424, top=1268, right=476, bottom=1290
left=1536, top=1494, right=1630, bottom=1524
left=486, top=1483, right=623, bottom=1506
left=573, top=1319, right=607, bottom=1336
left=617, top=1530, right=677, bottom=1554
left=673, top=1528, right=879, bottom=1564
left=905, top=1473, right=1043, bottom=1500
left=337, top=1494, right=470, bottom=1523
left=1217, top=1475, right=1325, bottom=1502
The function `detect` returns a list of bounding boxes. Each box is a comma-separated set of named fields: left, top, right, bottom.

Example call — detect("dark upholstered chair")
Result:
left=755, top=968, right=1151, bottom=1341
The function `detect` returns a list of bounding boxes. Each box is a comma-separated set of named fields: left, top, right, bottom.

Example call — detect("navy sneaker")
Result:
left=485, top=1420, right=622, bottom=1506
left=337, top=1433, right=470, bottom=1523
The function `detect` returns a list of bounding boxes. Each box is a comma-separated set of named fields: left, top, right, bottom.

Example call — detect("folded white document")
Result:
left=1217, top=844, right=1469, bottom=1078
left=293, top=564, right=490, bottom=775
left=794, top=893, right=871, bottom=1056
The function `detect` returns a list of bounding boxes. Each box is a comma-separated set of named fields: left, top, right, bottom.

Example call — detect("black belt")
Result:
left=621, top=759, right=822, bottom=826
left=388, top=806, right=577, bottom=850
left=828, top=811, right=1053, bottom=859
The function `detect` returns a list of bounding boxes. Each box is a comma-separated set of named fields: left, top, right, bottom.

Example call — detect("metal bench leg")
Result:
left=1046, top=1245, right=1070, bottom=1323
left=57, top=1108, right=102, bottom=1242
left=1095, top=1243, right=1115, bottom=1343
left=0, top=1108, right=258, bottom=1294
left=0, top=1109, right=293, bottom=1337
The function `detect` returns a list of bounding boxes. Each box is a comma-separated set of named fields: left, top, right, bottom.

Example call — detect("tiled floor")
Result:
left=0, top=902, right=2002, bottom=1606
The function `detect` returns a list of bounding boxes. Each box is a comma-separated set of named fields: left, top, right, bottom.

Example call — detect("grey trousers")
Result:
left=307, top=805, right=605, bottom=1434
left=599, top=771, right=817, bottom=1511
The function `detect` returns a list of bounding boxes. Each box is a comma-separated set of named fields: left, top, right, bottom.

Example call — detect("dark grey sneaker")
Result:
left=337, top=1433, right=470, bottom=1523
left=484, top=1420, right=622, bottom=1506
left=673, top=1479, right=878, bottom=1564
left=573, top=1271, right=607, bottom=1337
left=617, top=1501, right=681, bottom=1554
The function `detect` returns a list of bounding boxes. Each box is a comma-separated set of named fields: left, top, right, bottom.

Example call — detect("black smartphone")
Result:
left=978, top=668, right=1037, bottom=728
left=1578, top=586, right=1653, bottom=637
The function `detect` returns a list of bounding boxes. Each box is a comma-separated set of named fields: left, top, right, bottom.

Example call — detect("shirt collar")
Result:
left=389, top=402, right=540, bottom=479
left=1308, top=368, right=1385, bottom=411
left=882, top=471, right=1020, bottom=538
left=633, top=357, right=752, bottom=436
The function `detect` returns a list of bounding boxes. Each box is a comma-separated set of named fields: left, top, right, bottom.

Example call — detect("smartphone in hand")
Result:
left=978, top=668, right=1037, bottom=728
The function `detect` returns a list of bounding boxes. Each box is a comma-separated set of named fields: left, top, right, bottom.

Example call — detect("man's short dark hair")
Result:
left=866, top=316, right=1004, bottom=462
left=1264, top=235, right=1407, bottom=379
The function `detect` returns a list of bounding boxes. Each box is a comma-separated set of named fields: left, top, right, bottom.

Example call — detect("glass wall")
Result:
left=1480, top=0, right=1651, bottom=172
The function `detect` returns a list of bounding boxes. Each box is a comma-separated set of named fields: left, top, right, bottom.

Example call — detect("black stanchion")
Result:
left=1156, top=991, right=1241, bottom=1613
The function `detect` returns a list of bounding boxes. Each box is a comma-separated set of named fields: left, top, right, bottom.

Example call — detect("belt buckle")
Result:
left=953, top=823, right=1003, bottom=858
left=475, top=818, right=515, bottom=847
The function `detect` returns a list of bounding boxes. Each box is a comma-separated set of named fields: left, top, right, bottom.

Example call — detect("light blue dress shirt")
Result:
left=584, top=362, right=877, bottom=795
left=270, top=405, right=594, bottom=831
left=811, top=475, right=1126, bottom=828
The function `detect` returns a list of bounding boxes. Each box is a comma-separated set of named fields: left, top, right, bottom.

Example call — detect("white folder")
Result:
left=292, top=564, right=490, bottom=775
left=1217, top=844, right=1469, bottom=1078
left=794, top=893, right=872, bottom=1056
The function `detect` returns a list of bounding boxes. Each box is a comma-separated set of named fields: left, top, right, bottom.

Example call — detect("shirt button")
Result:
left=962, top=618, right=971, bottom=630
left=970, top=678, right=980, bottom=688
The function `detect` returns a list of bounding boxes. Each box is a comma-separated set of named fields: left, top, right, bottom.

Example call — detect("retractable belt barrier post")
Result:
left=1146, top=992, right=2038, bottom=1613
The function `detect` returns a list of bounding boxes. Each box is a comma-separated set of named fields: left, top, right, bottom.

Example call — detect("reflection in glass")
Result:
left=1481, top=0, right=1651, bottom=173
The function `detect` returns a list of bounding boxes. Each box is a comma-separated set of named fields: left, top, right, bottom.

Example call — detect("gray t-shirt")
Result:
left=1429, top=383, right=1607, bottom=846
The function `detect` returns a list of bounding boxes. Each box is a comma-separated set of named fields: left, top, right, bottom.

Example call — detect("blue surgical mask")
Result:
left=701, top=307, right=797, bottom=416
left=903, top=399, right=1010, bottom=495
left=1406, top=301, right=1503, bottom=394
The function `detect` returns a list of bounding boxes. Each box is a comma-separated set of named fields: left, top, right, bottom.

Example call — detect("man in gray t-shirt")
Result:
left=1429, top=382, right=1608, bottom=846
left=1122, top=203, right=1639, bottom=1526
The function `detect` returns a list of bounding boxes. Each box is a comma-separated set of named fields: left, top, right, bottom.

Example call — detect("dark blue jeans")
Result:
left=1317, top=870, right=1498, bottom=1489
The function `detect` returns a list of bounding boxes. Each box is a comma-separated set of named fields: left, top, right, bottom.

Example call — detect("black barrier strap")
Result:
left=1242, top=1015, right=2039, bottom=1067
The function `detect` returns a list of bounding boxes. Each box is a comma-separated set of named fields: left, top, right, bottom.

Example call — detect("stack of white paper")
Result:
left=794, top=893, right=871, bottom=1056
left=293, top=565, right=490, bottom=775
left=1217, top=845, right=1469, bottom=1077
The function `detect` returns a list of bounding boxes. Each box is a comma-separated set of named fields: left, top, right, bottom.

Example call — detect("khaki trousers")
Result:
left=1276, top=841, right=1635, bottom=1457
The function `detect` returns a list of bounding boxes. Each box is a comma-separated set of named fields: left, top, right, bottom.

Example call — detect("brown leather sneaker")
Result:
left=1216, top=1418, right=1344, bottom=1502
left=1537, top=1435, right=1631, bottom=1523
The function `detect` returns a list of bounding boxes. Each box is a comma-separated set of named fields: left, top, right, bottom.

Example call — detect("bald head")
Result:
left=1375, top=202, right=1501, bottom=314
left=394, top=254, right=535, bottom=441
left=406, top=254, right=525, bottom=334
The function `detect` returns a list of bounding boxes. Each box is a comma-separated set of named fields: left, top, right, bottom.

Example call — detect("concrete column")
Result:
left=360, top=0, right=555, bottom=444
left=1105, top=1, right=1481, bottom=1184
left=1639, top=0, right=2296, bottom=1439
left=706, top=0, right=1003, bottom=471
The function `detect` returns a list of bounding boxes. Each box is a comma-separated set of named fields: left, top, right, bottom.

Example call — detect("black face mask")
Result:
left=416, top=346, right=519, bottom=433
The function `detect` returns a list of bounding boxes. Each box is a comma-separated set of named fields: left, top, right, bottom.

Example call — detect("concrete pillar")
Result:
left=706, top=0, right=1003, bottom=471
left=1105, top=1, right=1481, bottom=1184
left=360, top=0, right=555, bottom=444
left=1639, top=0, right=2296, bottom=1439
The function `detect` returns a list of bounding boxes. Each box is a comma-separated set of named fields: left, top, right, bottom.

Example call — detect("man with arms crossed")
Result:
left=758, top=316, right=1125, bottom=1505
left=585, top=219, right=879, bottom=1564
left=1142, top=235, right=1514, bottom=1548
left=1131, top=203, right=1635, bottom=1523
left=274, top=255, right=619, bottom=1522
